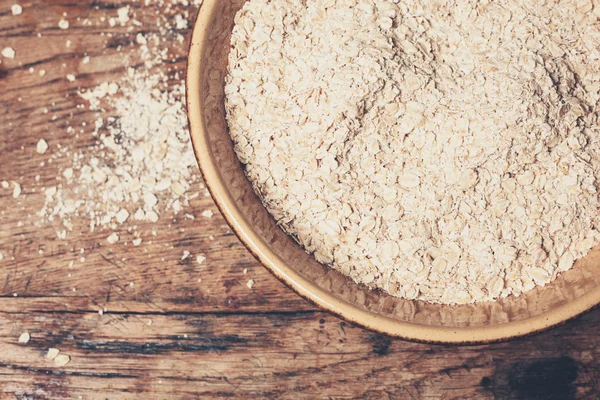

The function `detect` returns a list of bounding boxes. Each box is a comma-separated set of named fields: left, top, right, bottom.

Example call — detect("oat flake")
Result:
left=46, top=348, right=60, bottom=360
left=53, top=354, right=70, bottom=367
left=36, top=139, right=48, bottom=154
left=11, top=4, right=22, bottom=16
left=18, top=332, right=30, bottom=344
left=106, top=233, right=119, bottom=244
left=226, top=0, right=600, bottom=304
left=58, top=19, right=69, bottom=30
left=11, top=181, right=21, bottom=199
left=1, top=47, right=16, bottom=59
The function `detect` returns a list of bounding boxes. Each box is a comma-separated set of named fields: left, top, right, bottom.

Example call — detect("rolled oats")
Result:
left=58, top=19, right=69, bottom=30
left=106, top=233, right=119, bottom=244
left=53, top=354, right=70, bottom=367
left=226, top=0, right=600, bottom=304
left=11, top=4, right=22, bottom=16
left=36, top=139, right=48, bottom=154
left=46, top=348, right=60, bottom=360
left=18, top=332, right=30, bottom=344
left=11, top=181, right=21, bottom=199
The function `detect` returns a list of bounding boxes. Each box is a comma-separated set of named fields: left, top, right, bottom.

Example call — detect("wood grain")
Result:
left=0, top=0, right=599, bottom=398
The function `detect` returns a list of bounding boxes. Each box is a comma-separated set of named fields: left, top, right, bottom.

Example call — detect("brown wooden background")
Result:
left=0, top=1, right=599, bottom=399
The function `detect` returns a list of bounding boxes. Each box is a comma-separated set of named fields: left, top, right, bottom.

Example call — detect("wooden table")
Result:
left=1, top=1, right=599, bottom=398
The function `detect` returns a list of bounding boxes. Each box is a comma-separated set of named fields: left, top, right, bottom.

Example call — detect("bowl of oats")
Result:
left=187, top=0, right=600, bottom=343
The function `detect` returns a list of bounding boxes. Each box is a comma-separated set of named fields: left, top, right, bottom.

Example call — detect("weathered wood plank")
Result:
left=1, top=309, right=599, bottom=399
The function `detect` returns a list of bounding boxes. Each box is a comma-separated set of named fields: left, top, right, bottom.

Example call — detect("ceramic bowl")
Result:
left=186, top=0, right=600, bottom=344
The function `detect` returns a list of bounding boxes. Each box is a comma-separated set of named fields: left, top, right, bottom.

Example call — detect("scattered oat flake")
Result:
left=174, top=14, right=188, bottom=30
left=147, top=211, right=159, bottom=223
left=196, top=255, right=206, bottom=265
left=181, top=250, right=191, bottom=260
left=0, top=253, right=4, bottom=261
left=58, top=19, right=69, bottom=29
left=132, top=238, right=143, bottom=246
left=54, top=354, right=70, bottom=367
left=106, top=233, right=119, bottom=244
left=36, top=139, right=49, bottom=154
left=115, top=209, right=129, bottom=224
left=1, top=181, right=8, bottom=189
left=46, top=348, right=60, bottom=360
left=1, top=47, right=16, bottom=59
left=66, top=74, right=76, bottom=82
left=246, top=279, right=255, bottom=289
left=201, top=210, right=213, bottom=218
left=39, top=69, right=46, bottom=77
left=11, top=182, right=21, bottom=199
left=18, top=332, right=30, bottom=344
left=63, top=168, right=74, bottom=179
left=11, top=4, right=22, bottom=15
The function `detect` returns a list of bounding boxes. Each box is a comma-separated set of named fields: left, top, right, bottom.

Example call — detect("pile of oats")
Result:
left=38, top=2, right=203, bottom=237
left=39, top=69, right=198, bottom=232
left=225, top=0, right=600, bottom=304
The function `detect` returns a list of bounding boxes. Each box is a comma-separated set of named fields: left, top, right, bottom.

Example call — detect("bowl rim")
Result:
left=185, top=0, right=600, bottom=345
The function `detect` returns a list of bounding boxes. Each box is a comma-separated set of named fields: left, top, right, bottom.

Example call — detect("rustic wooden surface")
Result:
left=0, top=1, right=599, bottom=399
